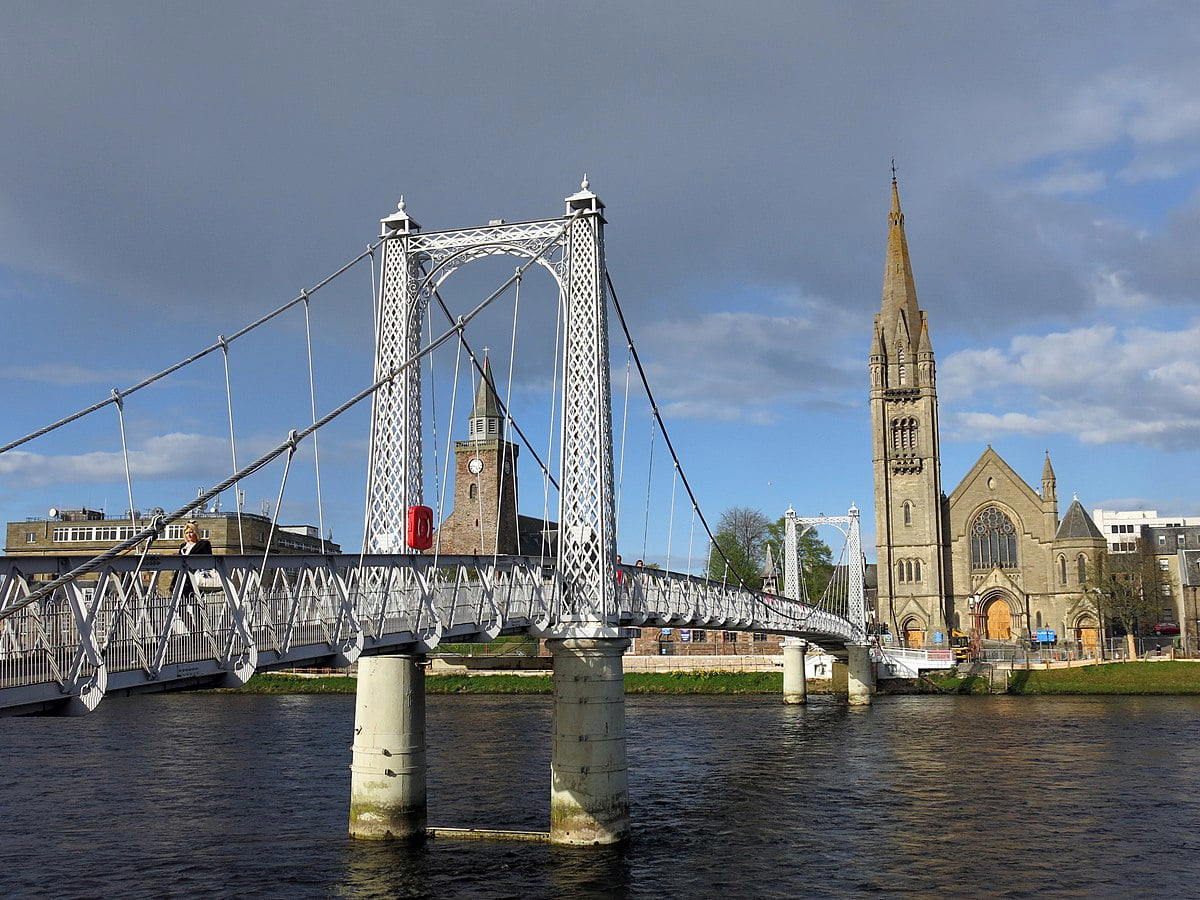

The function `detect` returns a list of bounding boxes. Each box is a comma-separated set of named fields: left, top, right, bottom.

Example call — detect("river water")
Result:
left=2, top=692, right=1198, bottom=898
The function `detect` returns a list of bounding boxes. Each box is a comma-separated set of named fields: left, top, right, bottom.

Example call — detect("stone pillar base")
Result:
left=782, top=639, right=807, bottom=704
left=547, top=637, right=630, bottom=846
left=348, top=654, right=427, bottom=839
left=847, top=644, right=875, bottom=706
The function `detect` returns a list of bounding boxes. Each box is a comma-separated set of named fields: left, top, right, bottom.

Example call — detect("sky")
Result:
left=2, top=1, right=1200, bottom=565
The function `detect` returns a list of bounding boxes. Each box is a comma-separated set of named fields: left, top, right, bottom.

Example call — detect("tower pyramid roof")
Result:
left=1042, top=452, right=1056, bottom=483
left=1055, top=499, right=1104, bottom=541
left=470, top=357, right=502, bottom=420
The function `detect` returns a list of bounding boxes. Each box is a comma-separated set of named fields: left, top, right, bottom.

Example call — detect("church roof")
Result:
left=880, top=176, right=923, bottom=341
left=760, top=543, right=778, bottom=578
left=1055, top=499, right=1104, bottom=541
left=470, top=357, right=502, bottom=420
left=917, top=314, right=933, bottom=355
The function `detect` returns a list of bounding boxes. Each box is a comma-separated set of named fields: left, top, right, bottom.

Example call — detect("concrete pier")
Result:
left=847, top=644, right=875, bottom=706
left=782, top=639, right=808, bottom=704
left=348, top=654, right=427, bottom=839
left=547, top=637, right=630, bottom=846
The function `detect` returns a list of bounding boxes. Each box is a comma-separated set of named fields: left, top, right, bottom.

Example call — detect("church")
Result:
left=869, top=178, right=1106, bottom=652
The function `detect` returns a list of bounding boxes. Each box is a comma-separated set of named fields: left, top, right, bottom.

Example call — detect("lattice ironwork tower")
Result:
left=869, top=177, right=949, bottom=638
left=363, top=183, right=616, bottom=624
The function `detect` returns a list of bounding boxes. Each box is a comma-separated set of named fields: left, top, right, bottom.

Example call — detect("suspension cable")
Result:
left=641, top=415, right=655, bottom=562
left=614, top=343, right=632, bottom=544
left=494, top=270, right=522, bottom=564
left=1, top=242, right=382, bottom=456
left=219, top=336, right=245, bottom=554
left=539, top=280, right=564, bottom=572
left=112, top=391, right=138, bottom=532
left=432, top=334, right=464, bottom=564
left=1, top=213, right=580, bottom=619
left=665, top=463, right=678, bottom=574
left=301, top=292, right=327, bottom=553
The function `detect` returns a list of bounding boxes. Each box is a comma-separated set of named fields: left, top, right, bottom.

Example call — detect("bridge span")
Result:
left=0, top=553, right=857, bottom=717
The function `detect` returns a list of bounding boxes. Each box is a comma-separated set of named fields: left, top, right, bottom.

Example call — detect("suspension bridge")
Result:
left=0, top=182, right=876, bottom=845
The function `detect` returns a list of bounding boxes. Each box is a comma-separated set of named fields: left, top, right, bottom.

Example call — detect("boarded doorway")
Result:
left=901, top=617, right=925, bottom=648
left=1075, top=616, right=1100, bottom=656
left=984, top=597, right=1012, bottom=640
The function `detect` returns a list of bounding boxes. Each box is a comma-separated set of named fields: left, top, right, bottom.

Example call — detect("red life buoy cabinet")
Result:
left=407, top=505, right=434, bottom=551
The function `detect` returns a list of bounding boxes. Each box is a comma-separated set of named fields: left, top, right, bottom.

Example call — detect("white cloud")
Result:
left=0, top=432, right=232, bottom=488
left=1028, top=162, right=1106, bottom=197
left=942, top=319, right=1200, bottom=450
left=635, top=298, right=861, bottom=425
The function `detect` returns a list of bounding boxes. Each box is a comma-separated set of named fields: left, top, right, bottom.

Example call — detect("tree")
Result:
left=765, top=515, right=834, bottom=602
left=1088, top=546, right=1163, bottom=653
left=702, top=506, right=835, bottom=598
left=705, top=506, right=771, bottom=588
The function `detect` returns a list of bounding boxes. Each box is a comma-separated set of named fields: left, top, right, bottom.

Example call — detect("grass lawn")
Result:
left=1007, top=661, right=1200, bottom=695
left=220, top=671, right=788, bottom=695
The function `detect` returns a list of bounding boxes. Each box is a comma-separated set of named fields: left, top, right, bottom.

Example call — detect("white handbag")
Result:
left=195, top=568, right=222, bottom=591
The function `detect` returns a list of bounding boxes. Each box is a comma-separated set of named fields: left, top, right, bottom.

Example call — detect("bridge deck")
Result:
left=0, top=554, right=855, bottom=714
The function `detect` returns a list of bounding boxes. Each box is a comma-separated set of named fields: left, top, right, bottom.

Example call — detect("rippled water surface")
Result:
left=3, top=692, right=1199, bottom=898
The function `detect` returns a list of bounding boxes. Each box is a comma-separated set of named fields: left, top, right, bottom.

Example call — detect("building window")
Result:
left=1160, top=583, right=1172, bottom=597
left=1160, top=535, right=1167, bottom=546
left=25, top=532, right=36, bottom=543
left=1058, top=556, right=1067, bottom=585
left=1158, top=559, right=1171, bottom=571
left=1077, top=554, right=1087, bottom=583
left=903, top=502, right=913, bottom=526
left=891, top=417, right=918, bottom=453
left=913, top=559, right=921, bottom=581
left=970, top=506, right=1019, bottom=570
left=723, top=631, right=738, bottom=642
left=487, top=419, right=498, bottom=435
left=469, top=483, right=478, bottom=500
left=753, top=632, right=767, bottom=642
left=692, top=630, right=707, bottom=643
left=1178, top=534, right=1186, bottom=547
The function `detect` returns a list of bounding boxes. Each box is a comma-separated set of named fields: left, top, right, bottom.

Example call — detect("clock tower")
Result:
left=436, top=356, right=522, bottom=555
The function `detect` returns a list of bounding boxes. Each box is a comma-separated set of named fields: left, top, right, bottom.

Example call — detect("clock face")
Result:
left=468, top=457, right=484, bottom=475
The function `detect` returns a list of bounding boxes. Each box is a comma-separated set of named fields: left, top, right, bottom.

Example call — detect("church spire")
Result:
left=468, top=356, right=503, bottom=440
left=881, top=172, right=922, bottom=339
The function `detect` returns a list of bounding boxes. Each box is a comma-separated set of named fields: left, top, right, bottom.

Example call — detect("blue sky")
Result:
left=2, top=2, right=1200, bottom=565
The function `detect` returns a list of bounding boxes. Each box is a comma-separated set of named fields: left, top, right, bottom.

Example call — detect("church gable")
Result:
left=947, top=448, right=1048, bottom=540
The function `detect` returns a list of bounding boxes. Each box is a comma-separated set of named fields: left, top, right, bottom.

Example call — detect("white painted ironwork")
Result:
left=365, top=184, right=614, bottom=626
left=783, top=507, right=868, bottom=644
left=0, top=553, right=854, bottom=714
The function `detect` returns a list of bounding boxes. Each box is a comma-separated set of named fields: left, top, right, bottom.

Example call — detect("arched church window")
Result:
left=970, top=506, right=1019, bottom=570
left=896, top=561, right=906, bottom=583
left=1077, top=554, right=1087, bottom=584
left=1058, top=556, right=1067, bottom=585
left=1036, top=611, right=1043, bottom=629
left=469, top=483, right=478, bottom=500
left=913, top=559, right=921, bottom=581
left=903, top=502, right=913, bottom=526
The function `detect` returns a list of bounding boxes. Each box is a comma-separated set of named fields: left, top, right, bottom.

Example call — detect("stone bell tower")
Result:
left=436, top=356, right=521, bottom=555
left=870, top=174, right=949, bottom=637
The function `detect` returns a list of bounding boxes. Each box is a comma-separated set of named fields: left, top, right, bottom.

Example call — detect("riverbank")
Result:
left=221, top=671, right=801, bottom=695
left=928, top=661, right=1200, bottom=695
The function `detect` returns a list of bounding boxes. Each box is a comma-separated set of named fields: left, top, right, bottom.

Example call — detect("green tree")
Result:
left=1088, top=546, right=1163, bottom=646
left=705, top=506, right=771, bottom=588
left=765, top=515, right=834, bottom=602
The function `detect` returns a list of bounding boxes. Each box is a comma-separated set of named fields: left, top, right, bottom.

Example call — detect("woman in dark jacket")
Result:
left=175, top=521, right=213, bottom=600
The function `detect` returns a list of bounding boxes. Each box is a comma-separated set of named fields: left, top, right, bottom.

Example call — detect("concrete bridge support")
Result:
left=547, top=637, right=630, bottom=846
left=782, top=639, right=807, bottom=704
left=348, top=654, right=427, bottom=839
left=847, top=644, right=875, bottom=706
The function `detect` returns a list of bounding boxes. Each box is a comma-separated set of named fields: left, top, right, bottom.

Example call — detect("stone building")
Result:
left=435, top=357, right=556, bottom=557
left=870, top=179, right=1105, bottom=650
left=5, top=506, right=338, bottom=558
left=1139, top=525, right=1200, bottom=655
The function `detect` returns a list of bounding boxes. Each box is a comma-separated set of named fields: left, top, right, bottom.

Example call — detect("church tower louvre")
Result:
left=870, top=174, right=949, bottom=638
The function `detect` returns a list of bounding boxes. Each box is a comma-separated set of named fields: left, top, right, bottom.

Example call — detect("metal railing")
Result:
left=0, top=553, right=855, bottom=713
